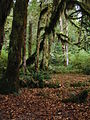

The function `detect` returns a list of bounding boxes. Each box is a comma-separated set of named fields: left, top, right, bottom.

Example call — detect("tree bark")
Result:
left=35, top=2, right=42, bottom=72
left=47, top=34, right=53, bottom=69
left=0, top=25, right=4, bottom=54
left=41, top=35, right=47, bottom=70
left=22, top=26, right=27, bottom=74
left=35, top=22, right=41, bottom=72
left=41, top=12, right=49, bottom=70
left=28, top=21, right=32, bottom=57
left=22, top=3, right=28, bottom=74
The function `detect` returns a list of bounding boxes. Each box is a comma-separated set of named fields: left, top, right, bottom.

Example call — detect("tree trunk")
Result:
left=22, top=3, right=28, bottom=74
left=46, top=34, right=53, bottom=70
left=78, top=16, right=83, bottom=44
left=41, top=12, right=49, bottom=70
left=45, top=38, right=49, bottom=70
left=0, top=24, right=4, bottom=54
left=65, top=16, right=69, bottom=66
left=0, top=0, right=28, bottom=94
left=35, top=19, right=40, bottom=72
left=28, top=21, right=32, bottom=57
left=35, top=2, right=42, bottom=72
left=60, top=16, right=66, bottom=66
left=0, top=0, right=13, bottom=54
left=41, top=36, right=47, bottom=70
left=22, top=28, right=27, bottom=74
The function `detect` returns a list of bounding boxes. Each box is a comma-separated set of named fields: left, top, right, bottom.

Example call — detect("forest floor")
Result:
left=0, top=74, right=90, bottom=120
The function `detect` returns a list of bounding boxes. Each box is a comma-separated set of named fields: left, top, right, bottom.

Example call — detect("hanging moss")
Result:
left=26, top=0, right=66, bottom=66
left=45, top=0, right=66, bottom=34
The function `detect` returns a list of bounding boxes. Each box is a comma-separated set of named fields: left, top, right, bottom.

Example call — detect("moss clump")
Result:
left=70, top=81, right=87, bottom=88
left=62, top=90, right=88, bottom=103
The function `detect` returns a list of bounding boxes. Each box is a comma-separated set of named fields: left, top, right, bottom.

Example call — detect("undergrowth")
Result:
left=50, top=50, right=90, bottom=75
left=70, top=81, right=89, bottom=88
left=0, top=51, right=8, bottom=79
left=62, top=90, right=89, bottom=103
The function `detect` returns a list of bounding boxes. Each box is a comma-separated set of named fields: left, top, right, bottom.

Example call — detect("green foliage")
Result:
left=32, top=71, right=44, bottom=81
left=0, top=50, right=8, bottom=78
left=46, top=81, right=60, bottom=88
left=19, top=69, right=60, bottom=89
left=19, top=69, right=51, bottom=88
left=30, top=70, right=51, bottom=81
left=70, top=50, right=90, bottom=74
left=50, top=47, right=90, bottom=74
left=50, top=66, right=66, bottom=73
left=32, top=71, right=45, bottom=88
left=70, top=81, right=87, bottom=88
left=62, top=90, right=88, bottom=103
left=82, top=62, right=90, bottom=75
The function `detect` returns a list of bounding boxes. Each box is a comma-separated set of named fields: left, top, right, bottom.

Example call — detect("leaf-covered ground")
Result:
left=0, top=74, right=90, bottom=120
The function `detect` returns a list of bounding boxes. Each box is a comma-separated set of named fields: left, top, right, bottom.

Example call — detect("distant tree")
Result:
left=35, top=1, right=43, bottom=71
left=65, top=16, right=69, bottom=66
left=59, top=16, right=66, bottom=66
left=41, top=12, right=49, bottom=70
left=22, top=1, right=28, bottom=74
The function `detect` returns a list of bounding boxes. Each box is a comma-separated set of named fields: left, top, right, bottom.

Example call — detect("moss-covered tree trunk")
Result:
left=22, top=3, right=28, bottom=74
left=41, top=36, right=47, bottom=70
left=35, top=21, right=41, bottom=72
left=22, top=28, right=27, bottom=74
left=0, top=0, right=13, bottom=54
left=0, top=0, right=28, bottom=94
left=46, top=34, right=53, bottom=69
left=28, top=21, right=32, bottom=57
left=35, top=2, right=42, bottom=72
left=0, top=24, right=4, bottom=54
left=41, top=12, right=49, bottom=70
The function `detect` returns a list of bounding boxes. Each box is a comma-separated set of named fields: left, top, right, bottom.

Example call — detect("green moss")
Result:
left=70, top=81, right=87, bottom=87
left=62, top=90, right=88, bottom=103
